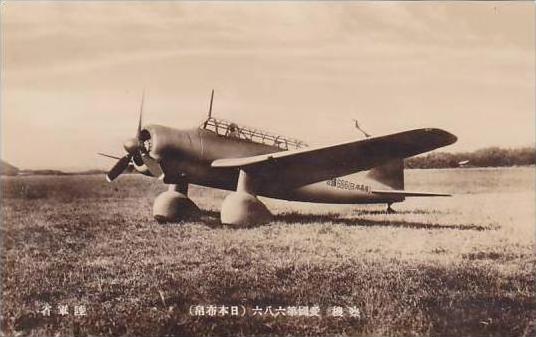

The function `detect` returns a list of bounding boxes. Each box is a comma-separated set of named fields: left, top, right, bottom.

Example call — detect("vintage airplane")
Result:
left=101, top=91, right=457, bottom=226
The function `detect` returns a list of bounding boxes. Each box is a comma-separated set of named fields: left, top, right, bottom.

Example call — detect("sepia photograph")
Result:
left=1, top=1, right=535, bottom=336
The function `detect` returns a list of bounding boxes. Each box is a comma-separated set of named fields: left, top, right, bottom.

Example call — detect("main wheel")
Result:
left=220, top=191, right=272, bottom=227
left=153, top=190, right=200, bottom=223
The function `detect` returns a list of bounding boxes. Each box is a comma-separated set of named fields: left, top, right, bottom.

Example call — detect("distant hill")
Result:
left=18, top=169, right=107, bottom=176
left=19, top=169, right=68, bottom=176
left=406, top=146, right=535, bottom=169
left=1, top=160, right=20, bottom=176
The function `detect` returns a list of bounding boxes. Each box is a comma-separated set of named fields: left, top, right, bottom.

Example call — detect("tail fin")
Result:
left=366, top=159, right=404, bottom=190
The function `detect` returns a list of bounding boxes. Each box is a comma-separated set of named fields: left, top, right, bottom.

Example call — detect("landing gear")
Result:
left=220, top=170, right=272, bottom=227
left=386, top=202, right=396, bottom=214
left=153, top=183, right=200, bottom=223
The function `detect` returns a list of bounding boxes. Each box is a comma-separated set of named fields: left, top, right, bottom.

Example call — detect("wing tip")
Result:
left=424, top=128, right=458, bottom=146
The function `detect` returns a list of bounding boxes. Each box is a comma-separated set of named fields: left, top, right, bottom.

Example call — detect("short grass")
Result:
left=1, top=167, right=535, bottom=337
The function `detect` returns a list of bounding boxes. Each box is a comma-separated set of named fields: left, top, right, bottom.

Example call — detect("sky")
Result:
left=1, top=1, right=534, bottom=171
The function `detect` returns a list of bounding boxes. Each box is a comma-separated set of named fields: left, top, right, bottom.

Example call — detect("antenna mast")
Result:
left=353, top=119, right=371, bottom=138
left=208, top=89, right=214, bottom=119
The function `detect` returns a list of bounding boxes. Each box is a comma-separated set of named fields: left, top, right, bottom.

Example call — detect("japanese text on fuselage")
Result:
left=326, top=178, right=370, bottom=192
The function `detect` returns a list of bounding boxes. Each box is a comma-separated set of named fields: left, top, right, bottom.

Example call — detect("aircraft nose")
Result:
left=123, top=137, right=139, bottom=154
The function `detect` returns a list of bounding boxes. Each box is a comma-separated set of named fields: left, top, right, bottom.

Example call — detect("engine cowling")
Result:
left=140, top=125, right=198, bottom=162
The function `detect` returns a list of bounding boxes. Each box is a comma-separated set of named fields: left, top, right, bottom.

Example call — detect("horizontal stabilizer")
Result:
left=371, top=189, right=451, bottom=197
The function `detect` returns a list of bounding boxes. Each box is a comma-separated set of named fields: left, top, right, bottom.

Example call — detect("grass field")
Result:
left=1, top=167, right=535, bottom=337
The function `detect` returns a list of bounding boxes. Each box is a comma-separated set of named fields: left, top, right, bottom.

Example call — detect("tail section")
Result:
left=367, top=158, right=452, bottom=198
left=366, top=159, right=404, bottom=190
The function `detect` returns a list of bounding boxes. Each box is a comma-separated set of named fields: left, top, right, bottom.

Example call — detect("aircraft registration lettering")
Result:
left=326, top=178, right=370, bottom=192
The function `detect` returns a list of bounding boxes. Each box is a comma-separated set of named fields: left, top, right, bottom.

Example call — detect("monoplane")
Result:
left=101, top=91, right=457, bottom=226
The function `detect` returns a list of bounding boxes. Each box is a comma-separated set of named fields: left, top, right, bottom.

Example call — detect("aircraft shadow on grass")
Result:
left=190, top=210, right=492, bottom=232
left=352, top=209, right=444, bottom=216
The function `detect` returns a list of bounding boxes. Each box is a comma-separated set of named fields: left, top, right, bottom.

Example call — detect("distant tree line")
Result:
left=405, top=147, right=535, bottom=169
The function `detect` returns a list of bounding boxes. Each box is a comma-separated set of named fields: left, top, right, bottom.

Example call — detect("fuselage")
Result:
left=137, top=124, right=402, bottom=204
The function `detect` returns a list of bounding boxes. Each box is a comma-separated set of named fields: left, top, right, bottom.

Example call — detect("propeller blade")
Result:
left=98, top=152, right=122, bottom=160
left=141, top=154, right=163, bottom=179
left=106, top=155, right=132, bottom=182
left=137, top=90, right=145, bottom=139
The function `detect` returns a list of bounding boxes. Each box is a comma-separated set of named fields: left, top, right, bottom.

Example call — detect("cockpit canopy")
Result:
left=200, top=117, right=308, bottom=151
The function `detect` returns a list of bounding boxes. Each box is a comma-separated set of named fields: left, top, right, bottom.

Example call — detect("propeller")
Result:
left=104, top=92, right=161, bottom=182
left=106, top=155, right=132, bottom=182
left=97, top=152, right=122, bottom=160
left=136, top=91, right=144, bottom=139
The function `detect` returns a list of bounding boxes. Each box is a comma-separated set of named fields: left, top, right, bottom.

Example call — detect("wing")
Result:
left=212, top=128, right=457, bottom=192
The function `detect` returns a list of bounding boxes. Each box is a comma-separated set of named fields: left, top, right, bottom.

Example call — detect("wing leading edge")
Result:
left=212, top=128, right=457, bottom=193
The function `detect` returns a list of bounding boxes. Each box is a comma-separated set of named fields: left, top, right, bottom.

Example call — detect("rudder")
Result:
left=366, top=159, right=404, bottom=190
